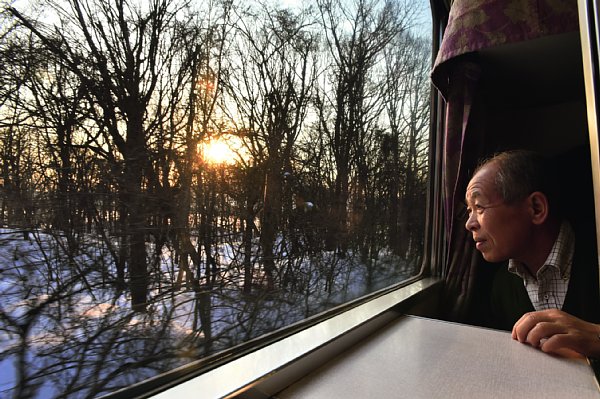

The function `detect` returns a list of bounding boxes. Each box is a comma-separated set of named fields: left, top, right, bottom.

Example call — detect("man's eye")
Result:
left=466, top=203, right=486, bottom=215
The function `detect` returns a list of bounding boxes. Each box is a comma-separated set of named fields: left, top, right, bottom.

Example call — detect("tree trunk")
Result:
left=260, top=167, right=282, bottom=290
left=243, top=198, right=254, bottom=294
left=124, top=114, right=148, bottom=311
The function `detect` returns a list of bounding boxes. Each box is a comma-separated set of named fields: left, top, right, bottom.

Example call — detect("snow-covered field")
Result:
left=0, top=228, right=416, bottom=398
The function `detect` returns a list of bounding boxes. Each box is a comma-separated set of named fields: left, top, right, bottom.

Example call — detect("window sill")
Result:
left=145, top=277, right=442, bottom=399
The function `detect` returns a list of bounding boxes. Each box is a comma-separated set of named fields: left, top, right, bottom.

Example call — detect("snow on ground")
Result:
left=0, top=228, right=416, bottom=398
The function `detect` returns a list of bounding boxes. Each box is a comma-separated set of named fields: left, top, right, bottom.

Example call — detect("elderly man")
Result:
left=464, top=150, right=600, bottom=357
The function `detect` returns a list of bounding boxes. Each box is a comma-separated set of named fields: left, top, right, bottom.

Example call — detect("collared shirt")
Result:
left=508, top=221, right=574, bottom=311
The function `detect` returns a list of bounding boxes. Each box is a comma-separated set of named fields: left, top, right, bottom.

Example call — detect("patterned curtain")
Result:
left=431, top=0, right=579, bottom=322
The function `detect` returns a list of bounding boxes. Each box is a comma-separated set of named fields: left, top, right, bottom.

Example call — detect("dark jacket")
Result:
left=489, top=235, right=600, bottom=331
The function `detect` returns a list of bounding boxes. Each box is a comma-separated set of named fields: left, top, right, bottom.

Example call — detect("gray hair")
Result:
left=474, top=150, right=559, bottom=211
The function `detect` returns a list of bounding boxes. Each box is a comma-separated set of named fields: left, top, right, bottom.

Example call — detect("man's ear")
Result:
left=527, top=191, right=549, bottom=225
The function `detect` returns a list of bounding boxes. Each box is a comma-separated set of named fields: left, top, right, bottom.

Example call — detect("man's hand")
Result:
left=512, top=309, right=600, bottom=357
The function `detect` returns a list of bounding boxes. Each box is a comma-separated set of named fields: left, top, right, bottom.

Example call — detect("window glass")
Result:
left=0, top=0, right=432, bottom=397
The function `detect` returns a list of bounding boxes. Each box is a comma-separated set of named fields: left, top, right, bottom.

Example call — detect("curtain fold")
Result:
left=431, top=0, right=579, bottom=322
left=439, top=58, right=485, bottom=322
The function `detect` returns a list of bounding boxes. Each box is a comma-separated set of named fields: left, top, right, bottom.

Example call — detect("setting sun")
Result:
left=202, top=138, right=236, bottom=164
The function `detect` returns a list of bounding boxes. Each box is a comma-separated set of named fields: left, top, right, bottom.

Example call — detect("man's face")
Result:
left=465, top=163, right=532, bottom=263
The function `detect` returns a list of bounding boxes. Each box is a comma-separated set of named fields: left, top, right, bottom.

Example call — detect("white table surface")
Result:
left=275, top=315, right=599, bottom=398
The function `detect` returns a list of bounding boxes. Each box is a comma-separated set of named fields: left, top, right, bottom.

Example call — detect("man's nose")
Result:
left=465, top=212, right=479, bottom=231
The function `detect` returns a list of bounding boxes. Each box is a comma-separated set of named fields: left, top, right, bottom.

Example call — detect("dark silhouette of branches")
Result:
left=0, top=0, right=432, bottom=397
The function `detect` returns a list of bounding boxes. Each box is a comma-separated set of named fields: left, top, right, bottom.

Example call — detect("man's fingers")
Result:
left=525, top=321, right=562, bottom=348
left=513, top=312, right=541, bottom=342
left=539, top=334, right=585, bottom=358
left=511, top=310, right=600, bottom=358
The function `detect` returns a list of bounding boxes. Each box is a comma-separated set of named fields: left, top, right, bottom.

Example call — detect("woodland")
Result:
left=0, top=0, right=431, bottom=397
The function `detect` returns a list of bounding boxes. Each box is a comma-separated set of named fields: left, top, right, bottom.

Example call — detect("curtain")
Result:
left=431, top=0, right=579, bottom=322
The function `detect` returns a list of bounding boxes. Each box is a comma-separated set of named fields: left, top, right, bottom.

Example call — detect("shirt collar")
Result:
left=508, top=220, right=574, bottom=280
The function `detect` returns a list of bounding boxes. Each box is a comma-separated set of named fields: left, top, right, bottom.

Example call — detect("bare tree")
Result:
left=8, top=0, right=204, bottom=309
left=0, top=1, right=434, bottom=397
left=0, top=26, right=41, bottom=234
left=222, top=4, right=317, bottom=290
left=315, top=0, right=413, bottom=255
left=382, top=31, right=430, bottom=261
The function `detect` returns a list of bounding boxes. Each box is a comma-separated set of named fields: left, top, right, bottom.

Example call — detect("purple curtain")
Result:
left=434, top=0, right=578, bottom=73
left=438, top=59, right=484, bottom=321
left=431, top=0, right=578, bottom=322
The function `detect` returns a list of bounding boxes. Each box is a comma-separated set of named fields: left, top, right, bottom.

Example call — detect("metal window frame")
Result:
left=578, top=0, right=600, bottom=290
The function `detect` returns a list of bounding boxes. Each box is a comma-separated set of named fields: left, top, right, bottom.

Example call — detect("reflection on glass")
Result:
left=0, top=0, right=432, bottom=397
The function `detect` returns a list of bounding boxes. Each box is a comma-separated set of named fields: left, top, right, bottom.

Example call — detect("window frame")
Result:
left=578, top=0, right=600, bottom=279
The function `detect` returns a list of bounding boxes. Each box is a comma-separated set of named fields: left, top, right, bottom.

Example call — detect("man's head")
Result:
left=477, top=150, right=558, bottom=207
left=465, top=150, right=558, bottom=264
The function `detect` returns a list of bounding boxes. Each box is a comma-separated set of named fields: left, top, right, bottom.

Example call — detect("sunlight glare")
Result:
left=203, top=138, right=236, bottom=165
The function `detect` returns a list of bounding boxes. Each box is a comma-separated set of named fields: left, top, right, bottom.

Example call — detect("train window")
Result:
left=0, top=0, right=433, bottom=397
